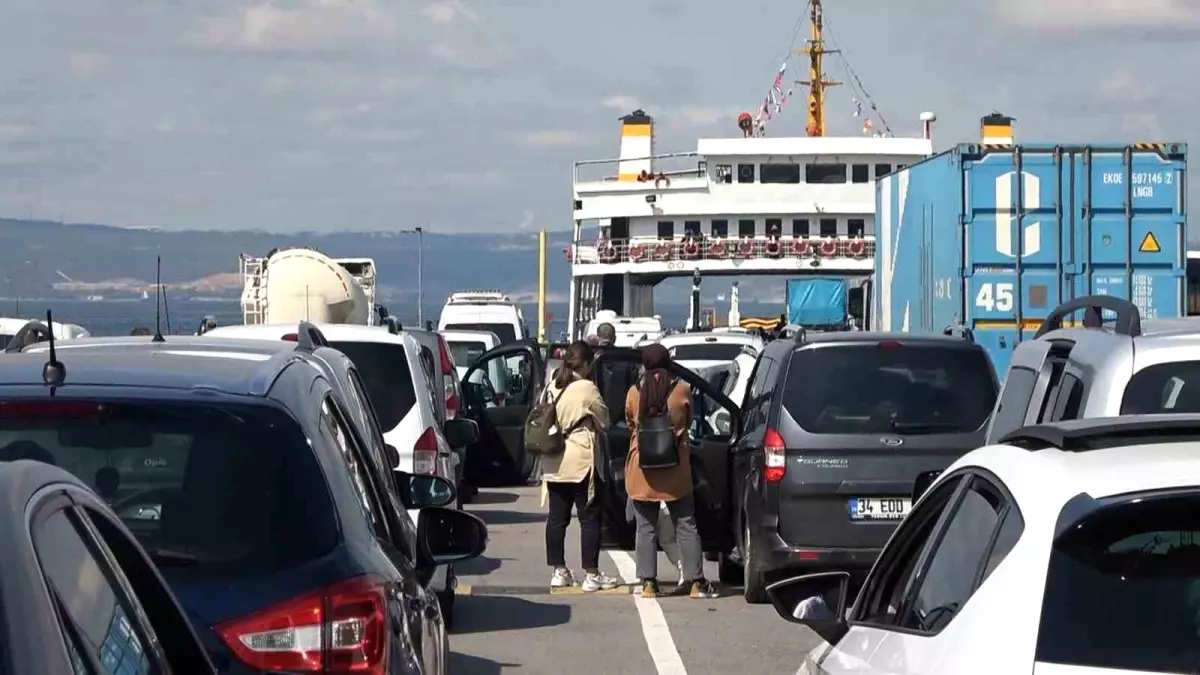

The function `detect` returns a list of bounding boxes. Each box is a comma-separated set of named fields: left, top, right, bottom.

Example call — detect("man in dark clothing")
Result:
left=592, top=323, right=638, bottom=426
left=596, top=322, right=617, bottom=347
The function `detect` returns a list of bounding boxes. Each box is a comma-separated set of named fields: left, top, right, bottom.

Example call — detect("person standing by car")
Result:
left=625, top=343, right=716, bottom=599
left=541, top=340, right=622, bottom=592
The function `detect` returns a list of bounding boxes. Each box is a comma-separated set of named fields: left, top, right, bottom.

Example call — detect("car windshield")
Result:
left=449, top=340, right=488, bottom=367
left=1121, top=361, right=1200, bottom=414
left=444, top=323, right=516, bottom=344
left=670, top=343, right=745, bottom=362
left=782, top=344, right=996, bottom=434
left=0, top=400, right=337, bottom=581
left=1037, top=492, right=1200, bottom=672
left=328, top=341, right=417, bottom=431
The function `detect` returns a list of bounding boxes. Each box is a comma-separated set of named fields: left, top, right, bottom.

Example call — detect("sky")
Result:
left=0, top=0, right=1196, bottom=234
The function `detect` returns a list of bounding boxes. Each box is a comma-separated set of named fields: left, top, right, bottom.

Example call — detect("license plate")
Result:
left=848, top=497, right=911, bottom=521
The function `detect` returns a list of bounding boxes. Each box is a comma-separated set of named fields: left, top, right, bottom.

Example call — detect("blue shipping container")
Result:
left=786, top=277, right=848, bottom=327
left=874, top=142, right=1187, bottom=377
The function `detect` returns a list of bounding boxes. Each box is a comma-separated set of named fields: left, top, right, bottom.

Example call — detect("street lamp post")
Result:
left=400, top=227, right=424, bottom=325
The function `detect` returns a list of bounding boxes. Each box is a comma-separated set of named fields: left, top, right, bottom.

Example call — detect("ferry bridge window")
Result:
left=851, top=164, right=870, bottom=183
left=715, top=164, right=732, bottom=184
left=819, top=219, right=838, bottom=237
left=737, top=164, right=755, bottom=183
left=710, top=219, right=729, bottom=237
left=792, top=219, right=810, bottom=237
left=806, top=163, right=847, bottom=184
left=760, top=163, right=801, bottom=184
left=848, top=219, right=866, bottom=238
left=765, top=219, right=782, bottom=237
left=738, top=219, right=756, bottom=238
left=657, top=221, right=674, bottom=239
left=874, top=163, right=893, bottom=178
left=684, top=221, right=702, bottom=238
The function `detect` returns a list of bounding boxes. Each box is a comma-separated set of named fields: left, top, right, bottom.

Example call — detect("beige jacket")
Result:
left=540, top=372, right=609, bottom=505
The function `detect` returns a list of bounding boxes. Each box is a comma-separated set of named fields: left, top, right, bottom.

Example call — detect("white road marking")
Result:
left=607, top=550, right=689, bottom=675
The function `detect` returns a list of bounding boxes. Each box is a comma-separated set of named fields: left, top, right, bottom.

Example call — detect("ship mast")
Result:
left=800, top=0, right=840, bottom=137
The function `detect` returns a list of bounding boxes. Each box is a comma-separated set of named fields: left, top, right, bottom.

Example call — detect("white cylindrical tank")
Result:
left=264, top=248, right=369, bottom=325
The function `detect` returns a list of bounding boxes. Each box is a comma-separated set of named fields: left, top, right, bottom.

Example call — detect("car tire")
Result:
left=742, top=520, right=767, bottom=604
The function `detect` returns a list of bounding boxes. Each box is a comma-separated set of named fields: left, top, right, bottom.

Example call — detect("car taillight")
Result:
left=764, top=427, right=786, bottom=484
left=0, top=401, right=105, bottom=418
left=414, top=427, right=438, bottom=475
left=214, top=576, right=387, bottom=674
left=436, top=338, right=459, bottom=419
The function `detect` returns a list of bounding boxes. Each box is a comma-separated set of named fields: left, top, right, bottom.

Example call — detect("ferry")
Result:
left=563, top=0, right=935, bottom=339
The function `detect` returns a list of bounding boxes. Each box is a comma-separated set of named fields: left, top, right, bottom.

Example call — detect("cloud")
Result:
left=188, top=0, right=398, bottom=52
left=1000, top=0, right=1200, bottom=30
left=67, top=53, right=108, bottom=77
left=516, top=129, right=593, bottom=148
left=603, top=95, right=640, bottom=111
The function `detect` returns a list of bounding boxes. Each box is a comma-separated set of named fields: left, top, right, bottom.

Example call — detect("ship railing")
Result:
left=566, top=235, right=875, bottom=264
left=573, top=152, right=704, bottom=184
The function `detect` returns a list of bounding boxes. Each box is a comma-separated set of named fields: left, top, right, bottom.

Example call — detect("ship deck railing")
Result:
left=573, top=152, right=704, bottom=184
left=566, top=234, right=875, bottom=264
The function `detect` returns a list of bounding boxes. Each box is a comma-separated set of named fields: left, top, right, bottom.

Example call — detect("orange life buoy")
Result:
left=764, top=239, right=782, bottom=257
left=654, top=174, right=670, bottom=189
left=848, top=239, right=867, bottom=257
left=708, top=239, right=727, bottom=258
left=818, top=238, right=838, bottom=257
left=638, top=170, right=651, bottom=182
left=629, top=243, right=647, bottom=261
left=599, top=240, right=617, bottom=262
left=791, top=238, right=811, bottom=256
left=737, top=239, right=755, bottom=258
left=654, top=242, right=672, bottom=260
left=682, top=239, right=701, bottom=259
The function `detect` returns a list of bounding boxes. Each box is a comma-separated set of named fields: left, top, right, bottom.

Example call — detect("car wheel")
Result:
left=743, top=519, right=767, bottom=604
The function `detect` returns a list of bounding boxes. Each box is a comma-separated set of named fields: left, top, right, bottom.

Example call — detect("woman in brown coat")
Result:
left=625, top=343, right=716, bottom=599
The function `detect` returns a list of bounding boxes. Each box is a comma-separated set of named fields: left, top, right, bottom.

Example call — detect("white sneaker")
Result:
left=673, top=561, right=686, bottom=592
left=581, top=572, right=621, bottom=592
left=550, top=568, right=576, bottom=589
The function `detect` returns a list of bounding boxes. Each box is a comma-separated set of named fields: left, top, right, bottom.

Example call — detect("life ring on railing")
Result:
left=682, top=239, right=701, bottom=259
left=848, top=239, right=867, bottom=258
left=737, top=239, right=756, bottom=258
left=654, top=242, right=673, bottom=260
left=791, top=238, right=811, bottom=256
left=818, top=238, right=838, bottom=257
left=654, top=173, right=670, bottom=189
left=628, top=243, right=647, bottom=261
left=708, top=239, right=727, bottom=258
left=599, top=241, right=617, bottom=262
left=764, top=238, right=782, bottom=258
left=637, top=170, right=651, bottom=182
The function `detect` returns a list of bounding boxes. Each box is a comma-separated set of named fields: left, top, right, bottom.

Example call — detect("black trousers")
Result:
left=545, top=474, right=600, bottom=570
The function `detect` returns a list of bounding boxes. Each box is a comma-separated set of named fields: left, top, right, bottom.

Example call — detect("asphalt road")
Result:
left=449, top=486, right=821, bottom=674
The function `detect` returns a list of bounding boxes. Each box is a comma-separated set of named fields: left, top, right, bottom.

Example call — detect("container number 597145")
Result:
left=975, top=282, right=1014, bottom=312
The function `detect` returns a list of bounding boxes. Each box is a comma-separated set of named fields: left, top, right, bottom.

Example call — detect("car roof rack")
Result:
left=999, top=415, right=1200, bottom=452
left=1033, top=295, right=1141, bottom=339
left=293, top=321, right=330, bottom=352
left=942, top=323, right=975, bottom=341
left=3, top=320, right=53, bottom=353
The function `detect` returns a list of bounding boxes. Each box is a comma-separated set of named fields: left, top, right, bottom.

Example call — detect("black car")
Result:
left=727, top=330, right=999, bottom=602
left=0, top=460, right=216, bottom=674
left=0, top=341, right=486, bottom=674
left=459, top=340, right=741, bottom=554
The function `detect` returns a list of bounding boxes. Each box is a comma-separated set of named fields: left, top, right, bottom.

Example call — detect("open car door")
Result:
left=591, top=347, right=740, bottom=554
left=461, top=339, right=545, bottom=486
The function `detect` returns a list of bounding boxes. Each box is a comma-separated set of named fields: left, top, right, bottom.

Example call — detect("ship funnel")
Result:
left=617, top=109, right=655, bottom=181
left=981, top=112, right=1014, bottom=146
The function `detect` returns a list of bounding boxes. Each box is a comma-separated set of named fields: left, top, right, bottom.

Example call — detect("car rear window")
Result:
left=449, top=340, right=488, bottom=367
left=444, top=323, right=516, bottom=344
left=670, top=343, right=745, bottom=362
left=1036, top=492, right=1200, bottom=672
left=1121, top=361, right=1200, bottom=414
left=0, top=400, right=337, bottom=580
left=329, top=341, right=417, bottom=431
left=782, top=343, right=996, bottom=434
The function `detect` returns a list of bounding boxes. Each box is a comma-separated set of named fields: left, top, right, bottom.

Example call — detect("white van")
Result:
left=441, top=329, right=511, bottom=402
left=584, top=310, right=664, bottom=347
left=437, top=291, right=527, bottom=345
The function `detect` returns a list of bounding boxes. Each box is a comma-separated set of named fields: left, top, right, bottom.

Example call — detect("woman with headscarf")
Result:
left=540, top=340, right=621, bottom=592
left=625, top=343, right=716, bottom=599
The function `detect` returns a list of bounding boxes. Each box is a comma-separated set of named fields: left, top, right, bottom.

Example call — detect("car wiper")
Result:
left=146, top=548, right=199, bottom=566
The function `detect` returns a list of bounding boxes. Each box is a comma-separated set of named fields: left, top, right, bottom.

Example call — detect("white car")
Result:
left=438, top=290, right=527, bottom=344
left=442, top=329, right=510, bottom=400
left=657, top=330, right=765, bottom=372
left=768, top=414, right=1200, bottom=675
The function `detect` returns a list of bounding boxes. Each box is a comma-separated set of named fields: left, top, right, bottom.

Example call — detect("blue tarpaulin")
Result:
left=786, top=278, right=847, bottom=327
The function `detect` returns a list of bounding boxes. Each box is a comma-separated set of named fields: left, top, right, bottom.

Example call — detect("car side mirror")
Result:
left=912, top=470, right=941, bottom=503
left=417, top=507, right=488, bottom=566
left=443, top=418, right=479, bottom=447
left=394, top=471, right=457, bottom=509
left=712, top=409, right=732, bottom=437
left=766, top=571, right=851, bottom=646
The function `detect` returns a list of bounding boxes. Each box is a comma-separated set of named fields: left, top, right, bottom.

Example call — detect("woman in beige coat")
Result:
left=541, top=341, right=621, bottom=592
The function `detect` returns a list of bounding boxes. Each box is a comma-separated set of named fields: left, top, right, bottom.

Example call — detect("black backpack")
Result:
left=637, top=377, right=681, bottom=470
left=523, top=380, right=581, bottom=457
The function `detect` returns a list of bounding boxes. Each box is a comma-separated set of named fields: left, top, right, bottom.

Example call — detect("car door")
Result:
left=591, top=347, right=740, bottom=554
left=461, top=341, right=547, bottom=484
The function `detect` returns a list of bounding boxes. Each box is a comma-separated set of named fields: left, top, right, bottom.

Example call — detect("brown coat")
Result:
left=624, top=379, right=692, bottom=502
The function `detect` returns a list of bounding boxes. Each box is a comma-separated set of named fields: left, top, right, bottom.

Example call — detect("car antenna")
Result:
left=152, top=256, right=165, bottom=342
left=42, top=309, right=66, bottom=390
left=162, top=282, right=173, bottom=335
